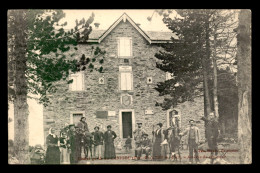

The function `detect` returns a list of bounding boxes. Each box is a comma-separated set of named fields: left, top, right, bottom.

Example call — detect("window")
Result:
left=69, top=111, right=85, bottom=124
left=118, top=37, right=132, bottom=57
left=120, top=72, right=133, bottom=90
left=119, top=66, right=133, bottom=91
left=69, top=72, right=84, bottom=91
left=166, top=72, right=174, bottom=80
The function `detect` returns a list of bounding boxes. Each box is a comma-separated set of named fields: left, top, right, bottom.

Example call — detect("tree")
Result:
left=8, top=9, right=105, bottom=163
left=150, top=10, right=239, bottom=138
left=210, top=10, right=238, bottom=119
left=153, top=10, right=213, bottom=125
left=236, top=9, right=251, bottom=164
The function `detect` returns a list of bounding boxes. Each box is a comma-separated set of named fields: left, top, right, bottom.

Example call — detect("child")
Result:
left=60, top=132, right=70, bottom=164
left=124, top=135, right=132, bottom=152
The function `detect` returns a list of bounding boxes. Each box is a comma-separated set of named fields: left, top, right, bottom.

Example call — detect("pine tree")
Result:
left=8, top=9, right=105, bottom=163
left=154, top=10, right=212, bottom=113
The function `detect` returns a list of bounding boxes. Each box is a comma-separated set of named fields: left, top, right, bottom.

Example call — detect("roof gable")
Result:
left=86, top=13, right=177, bottom=44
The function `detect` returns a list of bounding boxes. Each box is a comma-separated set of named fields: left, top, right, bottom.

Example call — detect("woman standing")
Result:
left=152, top=123, right=165, bottom=161
left=45, top=128, right=60, bottom=164
left=103, top=125, right=117, bottom=159
left=60, top=132, right=70, bottom=164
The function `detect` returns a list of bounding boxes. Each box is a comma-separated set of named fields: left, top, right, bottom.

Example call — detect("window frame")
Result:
left=70, top=111, right=85, bottom=124
left=117, top=37, right=133, bottom=58
left=69, top=71, right=85, bottom=92
left=119, top=66, right=133, bottom=91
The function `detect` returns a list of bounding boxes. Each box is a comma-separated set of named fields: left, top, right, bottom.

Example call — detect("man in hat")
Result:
left=133, top=122, right=146, bottom=160
left=180, top=119, right=201, bottom=164
left=76, top=117, right=89, bottom=159
left=77, top=117, right=89, bottom=134
left=67, top=124, right=78, bottom=164
left=141, top=133, right=152, bottom=159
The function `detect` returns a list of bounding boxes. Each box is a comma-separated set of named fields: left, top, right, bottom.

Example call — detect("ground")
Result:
left=77, top=143, right=240, bottom=165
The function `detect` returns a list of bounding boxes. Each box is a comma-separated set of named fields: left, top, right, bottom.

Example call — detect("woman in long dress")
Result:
left=45, top=128, right=60, bottom=164
left=60, top=132, right=70, bottom=164
left=103, top=125, right=117, bottom=159
left=152, top=123, right=166, bottom=161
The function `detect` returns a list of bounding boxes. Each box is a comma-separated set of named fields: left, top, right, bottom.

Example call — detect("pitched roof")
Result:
left=86, top=13, right=177, bottom=44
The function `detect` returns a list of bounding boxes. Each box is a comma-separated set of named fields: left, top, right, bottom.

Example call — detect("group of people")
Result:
left=131, top=111, right=220, bottom=164
left=45, top=111, right=220, bottom=164
left=45, top=117, right=117, bottom=164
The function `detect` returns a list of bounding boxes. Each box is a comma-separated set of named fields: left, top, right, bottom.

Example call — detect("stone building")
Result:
left=43, top=13, right=205, bottom=147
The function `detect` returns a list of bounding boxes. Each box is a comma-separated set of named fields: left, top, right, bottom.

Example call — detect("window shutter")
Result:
left=119, top=38, right=125, bottom=57
left=118, top=37, right=132, bottom=57
left=71, top=75, right=77, bottom=91
left=77, top=72, right=83, bottom=91
left=124, top=38, right=130, bottom=57
left=129, top=38, right=132, bottom=56
left=121, top=72, right=127, bottom=90
left=69, top=72, right=84, bottom=91
left=125, top=73, right=132, bottom=90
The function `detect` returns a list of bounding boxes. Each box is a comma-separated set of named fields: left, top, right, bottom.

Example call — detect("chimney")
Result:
left=94, top=22, right=100, bottom=29
left=136, top=23, right=141, bottom=27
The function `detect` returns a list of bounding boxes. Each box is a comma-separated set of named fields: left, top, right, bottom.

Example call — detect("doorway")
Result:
left=122, top=112, right=132, bottom=138
left=119, top=109, right=135, bottom=139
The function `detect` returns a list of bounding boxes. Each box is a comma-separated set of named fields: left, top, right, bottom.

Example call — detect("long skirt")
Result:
left=104, top=142, right=116, bottom=159
left=152, top=140, right=167, bottom=160
left=45, top=146, right=60, bottom=164
left=60, top=148, right=70, bottom=164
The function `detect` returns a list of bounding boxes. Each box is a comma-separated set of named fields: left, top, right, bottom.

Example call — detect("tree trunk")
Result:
left=212, top=25, right=219, bottom=118
left=202, top=18, right=212, bottom=140
left=10, top=10, right=30, bottom=164
left=237, top=9, right=252, bottom=164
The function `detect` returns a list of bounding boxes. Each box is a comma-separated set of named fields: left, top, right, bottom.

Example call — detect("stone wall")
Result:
left=43, top=19, right=205, bottom=147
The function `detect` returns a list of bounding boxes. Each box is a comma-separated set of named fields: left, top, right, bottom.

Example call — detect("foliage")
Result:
left=152, top=10, right=238, bottom=112
left=8, top=10, right=106, bottom=106
left=154, top=10, right=211, bottom=110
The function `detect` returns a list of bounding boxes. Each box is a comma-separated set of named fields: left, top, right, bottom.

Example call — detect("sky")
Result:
left=8, top=9, right=177, bottom=147
left=8, top=95, right=44, bottom=146
left=60, top=9, right=177, bottom=32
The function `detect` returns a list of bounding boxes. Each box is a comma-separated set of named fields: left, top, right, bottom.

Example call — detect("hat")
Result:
left=157, top=123, right=163, bottom=127
left=137, top=122, right=142, bottom=125
left=69, top=124, right=75, bottom=128
left=107, top=125, right=112, bottom=128
left=173, top=110, right=178, bottom=114
left=80, top=117, right=86, bottom=121
left=142, top=133, right=148, bottom=137
left=189, top=119, right=195, bottom=123
left=94, top=126, right=99, bottom=130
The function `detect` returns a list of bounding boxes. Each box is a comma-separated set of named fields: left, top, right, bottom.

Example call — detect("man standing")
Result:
left=201, top=112, right=220, bottom=164
left=180, top=119, right=201, bottom=164
left=133, top=122, right=146, bottom=160
left=77, top=117, right=89, bottom=133
left=67, top=124, right=78, bottom=164
left=76, top=117, right=89, bottom=159
left=92, top=126, right=103, bottom=160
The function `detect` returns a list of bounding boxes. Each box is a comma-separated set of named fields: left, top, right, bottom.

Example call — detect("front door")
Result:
left=122, top=112, right=132, bottom=138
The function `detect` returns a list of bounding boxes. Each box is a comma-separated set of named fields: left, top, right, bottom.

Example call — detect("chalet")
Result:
left=43, top=13, right=205, bottom=146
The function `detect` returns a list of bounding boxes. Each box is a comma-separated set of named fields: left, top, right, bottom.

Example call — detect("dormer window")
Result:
left=118, top=37, right=132, bottom=58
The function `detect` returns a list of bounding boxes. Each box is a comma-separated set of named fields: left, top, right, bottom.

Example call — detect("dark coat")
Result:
left=45, top=134, right=60, bottom=164
left=103, top=130, right=117, bottom=159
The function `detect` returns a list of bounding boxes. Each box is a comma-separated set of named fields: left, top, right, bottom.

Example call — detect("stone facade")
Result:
left=43, top=17, right=205, bottom=147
